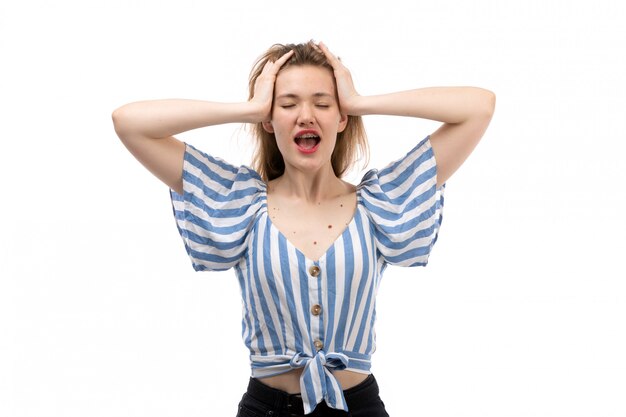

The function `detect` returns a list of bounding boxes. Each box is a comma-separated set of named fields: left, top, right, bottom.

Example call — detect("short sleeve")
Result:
left=359, top=136, right=444, bottom=267
left=170, top=143, right=265, bottom=271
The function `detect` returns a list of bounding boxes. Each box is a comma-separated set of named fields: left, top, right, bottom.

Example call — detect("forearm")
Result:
left=112, top=99, right=260, bottom=140
left=351, top=87, right=495, bottom=123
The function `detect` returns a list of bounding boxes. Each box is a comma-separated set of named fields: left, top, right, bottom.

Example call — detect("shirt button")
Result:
left=311, top=304, right=322, bottom=316
left=314, top=340, right=324, bottom=351
left=309, top=265, right=320, bottom=277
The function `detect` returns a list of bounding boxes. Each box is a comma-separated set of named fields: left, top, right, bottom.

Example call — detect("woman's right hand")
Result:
left=249, top=49, right=295, bottom=122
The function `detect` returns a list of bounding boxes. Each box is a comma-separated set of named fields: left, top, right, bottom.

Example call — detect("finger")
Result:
left=265, top=49, right=294, bottom=75
left=311, top=41, right=323, bottom=54
left=317, top=42, right=342, bottom=67
left=275, top=49, right=295, bottom=66
left=260, top=49, right=294, bottom=77
left=260, top=60, right=274, bottom=75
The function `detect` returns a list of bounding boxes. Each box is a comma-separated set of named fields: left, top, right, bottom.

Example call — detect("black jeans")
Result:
left=236, top=374, right=389, bottom=417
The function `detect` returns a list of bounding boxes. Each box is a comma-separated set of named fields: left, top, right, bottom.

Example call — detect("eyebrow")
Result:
left=275, top=92, right=335, bottom=99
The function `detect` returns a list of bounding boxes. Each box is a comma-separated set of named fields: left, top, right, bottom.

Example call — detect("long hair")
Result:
left=248, top=41, right=368, bottom=181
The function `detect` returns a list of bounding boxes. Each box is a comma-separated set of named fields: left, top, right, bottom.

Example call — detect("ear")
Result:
left=262, top=120, right=274, bottom=133
left=337, top=113, right=348, bottom=133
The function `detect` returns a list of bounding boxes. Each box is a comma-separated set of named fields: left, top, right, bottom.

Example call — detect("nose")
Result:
left=297, top=104, right=315, bottom=126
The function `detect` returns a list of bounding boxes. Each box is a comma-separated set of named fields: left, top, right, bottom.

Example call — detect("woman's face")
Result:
left=263, top=65, right=347, bottom=175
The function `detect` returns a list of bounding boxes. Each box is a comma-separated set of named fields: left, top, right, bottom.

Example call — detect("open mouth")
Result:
left=294, top=131, right=321, bottom=153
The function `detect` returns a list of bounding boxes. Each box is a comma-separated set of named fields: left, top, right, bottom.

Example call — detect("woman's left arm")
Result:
left=318, top=43, right=495, bottom=187
left=354, top=87, right=495, bottom=187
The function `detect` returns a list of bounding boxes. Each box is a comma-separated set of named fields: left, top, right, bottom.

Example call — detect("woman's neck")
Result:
left=270, top=164, right=350, bottom=204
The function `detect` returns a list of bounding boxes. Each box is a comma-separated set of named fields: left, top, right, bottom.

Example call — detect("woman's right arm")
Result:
left=112, top=100, right=261, bottom=194
left=112, top=49, right=294, bottom=194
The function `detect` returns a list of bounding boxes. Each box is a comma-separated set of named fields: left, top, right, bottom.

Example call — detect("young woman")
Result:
left=112, top=41, right=495, bottom=417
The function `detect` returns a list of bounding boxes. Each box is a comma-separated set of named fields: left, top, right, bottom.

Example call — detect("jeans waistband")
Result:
left=245, top=373, right=378, bottom=415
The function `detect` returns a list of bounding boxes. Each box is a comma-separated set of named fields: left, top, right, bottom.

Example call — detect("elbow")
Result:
left=480, top=88, right=496, bottom=118
left=461, top=88, right=496, bottom=123
left=111, top=104, right=132, bottom=141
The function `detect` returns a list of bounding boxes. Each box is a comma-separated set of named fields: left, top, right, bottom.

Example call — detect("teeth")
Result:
left=297, top=133, right=319, bottom=139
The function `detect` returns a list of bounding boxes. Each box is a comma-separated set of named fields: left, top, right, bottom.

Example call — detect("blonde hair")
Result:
left=248, top=41, right=368, bottom=181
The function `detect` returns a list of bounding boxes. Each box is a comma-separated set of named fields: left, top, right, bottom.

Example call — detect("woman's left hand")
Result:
left=316, top=42, right=363, bottom=116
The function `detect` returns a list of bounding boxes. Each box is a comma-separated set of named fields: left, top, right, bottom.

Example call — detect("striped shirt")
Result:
left=170, top=136, right=444, bottom=414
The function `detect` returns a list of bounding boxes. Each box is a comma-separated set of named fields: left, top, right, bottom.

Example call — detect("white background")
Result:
left=1, top=1, right=625, bottom=416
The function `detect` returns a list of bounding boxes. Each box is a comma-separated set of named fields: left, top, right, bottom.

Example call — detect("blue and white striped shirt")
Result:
left=170, top=136, right=444, bottom=414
